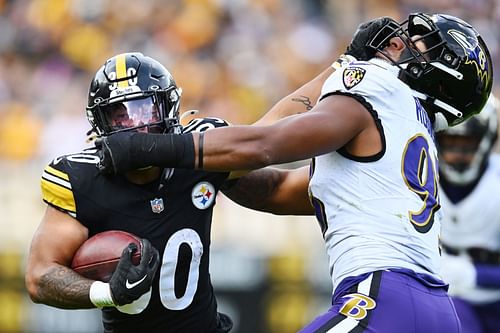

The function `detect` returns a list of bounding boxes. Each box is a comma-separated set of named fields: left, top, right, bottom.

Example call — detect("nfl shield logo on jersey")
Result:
left=150, top=198, right=164, bottom=214
left=343, top=67, right=366, bottom=90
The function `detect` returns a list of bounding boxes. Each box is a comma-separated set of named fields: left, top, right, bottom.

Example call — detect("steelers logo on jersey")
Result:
left=191, top=182, right=216, bottom=210
left=343, top=67, right=366, bottom=90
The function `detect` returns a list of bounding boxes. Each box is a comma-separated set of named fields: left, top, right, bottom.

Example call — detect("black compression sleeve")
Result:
left=129, top=132, right=195, bottom=169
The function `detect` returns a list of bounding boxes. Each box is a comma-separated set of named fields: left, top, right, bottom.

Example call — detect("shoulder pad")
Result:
left=41, top=148, right=100, bottom=217
left=321, top=62, right=399, bottom=99
left=182, top=117, right=229, bottom=133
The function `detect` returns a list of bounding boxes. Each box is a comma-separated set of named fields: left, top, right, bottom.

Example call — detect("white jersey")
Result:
left=309, top=59, right=443, bottom=292
left=440, top=154, right=500, bottom=303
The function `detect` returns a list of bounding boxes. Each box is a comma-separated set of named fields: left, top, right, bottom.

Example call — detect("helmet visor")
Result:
left=101, top=96, right=162, bottom=133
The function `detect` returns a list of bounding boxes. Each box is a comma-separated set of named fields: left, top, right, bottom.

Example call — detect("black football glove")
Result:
left=345, top=16, right=397, bottom=61
left=108, top=239, right=160, bottom=306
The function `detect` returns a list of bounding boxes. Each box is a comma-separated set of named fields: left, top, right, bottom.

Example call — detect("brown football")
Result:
left=71, top=230, right=142, bottom=282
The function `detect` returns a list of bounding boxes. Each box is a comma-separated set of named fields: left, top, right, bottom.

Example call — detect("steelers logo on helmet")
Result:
left=191, top=182, right=216, bottom=210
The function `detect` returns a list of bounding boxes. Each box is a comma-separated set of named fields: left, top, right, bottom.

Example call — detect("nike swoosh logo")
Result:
left=126, top=275, right=147, bottom=289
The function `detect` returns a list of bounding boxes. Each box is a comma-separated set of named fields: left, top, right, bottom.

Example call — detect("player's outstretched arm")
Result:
left=96, top=93, right=374, bottom=173
left=25, top=206, right=93, bottom=308
left=222, top=166, right=314, bottom=215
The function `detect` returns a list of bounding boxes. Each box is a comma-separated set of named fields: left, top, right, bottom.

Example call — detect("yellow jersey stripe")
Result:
left=116, top=54, right=129, bottom=88
left=41, top=179, right=76, bottom=213
left=45, top=165, right=69, bottom=181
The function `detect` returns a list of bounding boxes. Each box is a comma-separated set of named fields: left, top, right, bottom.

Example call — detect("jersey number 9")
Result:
left=402, top=134, right=440, bottom=233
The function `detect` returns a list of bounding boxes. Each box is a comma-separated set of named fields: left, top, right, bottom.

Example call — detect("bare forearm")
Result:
left=223, top=167, right=314, bottom=215
left=196, top=126, right=274, bottom=170
left=196, top=110, right=339, bottom=171
left=255, top=67, right=333, bottom=125
left=34, top=264, right=94, bottom=309
left=222, top=168, right=284, bottom=213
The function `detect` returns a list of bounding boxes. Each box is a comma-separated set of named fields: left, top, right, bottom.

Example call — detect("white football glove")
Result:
left=440, top=253, right=477, bottom=296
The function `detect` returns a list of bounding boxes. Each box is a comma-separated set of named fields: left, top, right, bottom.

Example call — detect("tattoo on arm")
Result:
left=291, top=95, right=314, bottom=112
left=222, top=168, right=284, bottom=212
left=37, top=265, right=94, bottom=309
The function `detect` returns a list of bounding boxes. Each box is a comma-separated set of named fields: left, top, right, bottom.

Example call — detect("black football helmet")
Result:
left=367, top=13, right=493, bottom=126
left=437, top=95, right=498, bottom=185
left=86, top=52, right=182, bottom=136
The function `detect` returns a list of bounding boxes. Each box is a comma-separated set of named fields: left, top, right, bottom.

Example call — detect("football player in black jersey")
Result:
left=24, top=51, right=335, bottom=333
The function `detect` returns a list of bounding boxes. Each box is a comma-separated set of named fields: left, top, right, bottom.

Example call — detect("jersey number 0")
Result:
left=159, top=228, right=203, bottom=310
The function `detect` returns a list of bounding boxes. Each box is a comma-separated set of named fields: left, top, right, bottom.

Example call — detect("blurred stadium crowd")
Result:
left=0, top=0, right=499, bottom=332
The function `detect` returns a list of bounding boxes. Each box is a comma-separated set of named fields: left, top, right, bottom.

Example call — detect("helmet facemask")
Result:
left=367, top=14, right=452, bottom=79
left=88, top=86, right=181, bottom=136
left=366, top=13, right=493, bottom=127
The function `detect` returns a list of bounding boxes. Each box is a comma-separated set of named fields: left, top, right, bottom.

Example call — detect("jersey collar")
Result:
left=368, top=57, right=400, bottom=77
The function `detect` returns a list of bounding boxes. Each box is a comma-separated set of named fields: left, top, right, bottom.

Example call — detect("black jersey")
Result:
left=41, top=118, right=231, bottom=333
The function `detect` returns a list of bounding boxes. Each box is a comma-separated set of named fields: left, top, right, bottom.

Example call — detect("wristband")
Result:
left=90, top=281, right=116, bottom=308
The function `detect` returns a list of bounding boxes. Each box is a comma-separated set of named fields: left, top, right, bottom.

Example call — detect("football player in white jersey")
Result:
left=96, top=13, right=493, bottom=332
left=25, top=19, right=386, bottom=333
left=438, top=95, right=500, bottom=333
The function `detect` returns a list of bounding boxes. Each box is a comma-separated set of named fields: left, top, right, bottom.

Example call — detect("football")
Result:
left=71, top=230, right=142, bottom=282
